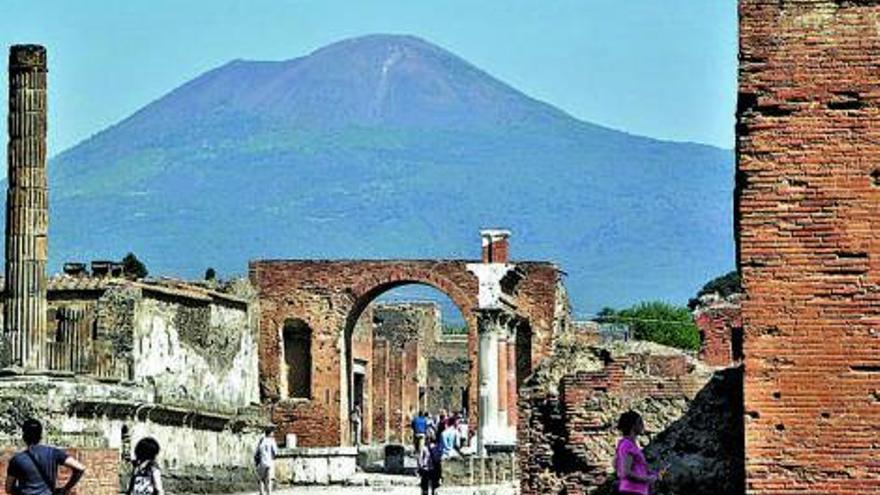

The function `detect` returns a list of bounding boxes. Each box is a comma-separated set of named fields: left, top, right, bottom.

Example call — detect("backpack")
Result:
left=127, top=463, right=157, bottom=495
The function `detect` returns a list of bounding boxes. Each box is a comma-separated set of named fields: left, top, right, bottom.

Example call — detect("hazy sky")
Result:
left=0, top=0, right=736, bottom=157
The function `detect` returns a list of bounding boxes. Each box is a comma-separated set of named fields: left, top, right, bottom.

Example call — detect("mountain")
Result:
left=34, top=34, right=733, bottom=317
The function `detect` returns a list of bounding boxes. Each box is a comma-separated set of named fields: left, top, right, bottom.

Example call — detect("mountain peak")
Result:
left=117, top=34, right=571, bottom=133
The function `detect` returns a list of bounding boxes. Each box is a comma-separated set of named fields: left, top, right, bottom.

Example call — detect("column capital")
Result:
left=476, top=308, right=522, bottom=335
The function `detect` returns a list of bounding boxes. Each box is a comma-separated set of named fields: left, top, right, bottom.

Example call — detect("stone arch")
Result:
left=341, top=269, right=478, bottom=444
left=249, top=259, right=563, bottom=448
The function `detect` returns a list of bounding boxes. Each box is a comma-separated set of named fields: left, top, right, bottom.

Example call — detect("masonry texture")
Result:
left=739, top=1, right=880, bottom=493
left=250, top=260, right=566, bottom=448
left=692, top=293, right=743, bottom=368
left=517, top=333, right=743, bottom=495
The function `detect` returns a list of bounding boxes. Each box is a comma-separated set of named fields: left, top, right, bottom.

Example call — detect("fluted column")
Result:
left=506, top=328, right=517, bottom=430
left=496, top=334, right=509, bottom=429
left=477, top=309, right=501, bottom=455
left=4, top=45, right=48, bottom=370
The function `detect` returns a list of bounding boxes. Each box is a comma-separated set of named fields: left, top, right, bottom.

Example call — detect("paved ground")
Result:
left=233, top=474, right=516, bottom=494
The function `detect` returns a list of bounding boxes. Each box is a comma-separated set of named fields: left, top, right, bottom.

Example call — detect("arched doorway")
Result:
left=342, top=276, right=477, bottom=446
left=343, top=283, right=472, bottom=447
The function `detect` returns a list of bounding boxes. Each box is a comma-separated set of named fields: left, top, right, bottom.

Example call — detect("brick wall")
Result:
left=518, top=344, right=718, bottom=495
left=693, top=295, right=742, bottom=368
left=739, top=1, right=880, bottom=493
left=0, top=448, right=119, bottom=495
left=250, top=259, right=562, bottom=447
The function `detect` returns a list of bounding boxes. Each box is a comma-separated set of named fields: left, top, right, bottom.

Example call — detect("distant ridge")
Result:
left=32, top=34, right=733, bottom=314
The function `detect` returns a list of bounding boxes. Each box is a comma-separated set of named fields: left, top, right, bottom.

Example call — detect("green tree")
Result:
left=205, top=267, right=217, bottom=281
left=601, top=301, right=700, bottom=351
left=121, top=252, right=148, bottom=279
left=689, top=270, right=742, bottom=309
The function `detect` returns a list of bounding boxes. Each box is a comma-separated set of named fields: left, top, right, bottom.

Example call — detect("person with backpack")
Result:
left=4, top=418, right=86, bottom=495
left=127, top=437, right=164, bottom=495
left=417, top=431, right=442, bottom=495
left=254, top=425, right=278, bottom=495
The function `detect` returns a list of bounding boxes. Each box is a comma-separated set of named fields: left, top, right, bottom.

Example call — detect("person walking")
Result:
left=613, top=411, right=664, bottom=495
left=411, top=411, right=428, bottom=453
left=254, top=426, right=279, bottom=495
left=4, top=418, right=86, bottom=495
left=126, top=437, right=164, bottom=495
left=418, top=432, right=442, bottom=495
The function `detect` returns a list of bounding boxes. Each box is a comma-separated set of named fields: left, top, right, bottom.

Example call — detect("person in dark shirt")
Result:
left=5, top=418, right=86, bottom=495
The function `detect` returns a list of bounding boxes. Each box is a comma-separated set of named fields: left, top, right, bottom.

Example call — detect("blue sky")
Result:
left=0, top=0, right=737, bottom=158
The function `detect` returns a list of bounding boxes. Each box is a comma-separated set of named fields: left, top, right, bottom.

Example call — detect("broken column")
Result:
left=4, top=45, right=49, bottom=370
left=468, top=229, right=520, bottom=453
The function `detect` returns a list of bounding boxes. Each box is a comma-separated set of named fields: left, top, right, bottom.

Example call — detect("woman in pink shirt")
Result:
left=614, top=411, right=663, bottom=495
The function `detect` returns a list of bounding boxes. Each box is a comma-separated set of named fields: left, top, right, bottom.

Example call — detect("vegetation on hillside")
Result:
left=596, top=301, right=700, bottom=351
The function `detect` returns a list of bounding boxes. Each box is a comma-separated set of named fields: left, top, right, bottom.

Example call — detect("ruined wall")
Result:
left=517, top=334, right=742, bottom=495
left=0, top=378, right=264, bottom=494
left=739, top=1, right=880, bottom=493
left=132, top=290, right=258, bottom=412
left=693, top=294, right=743, bottom=368
left=372, top=303, right=428, bottom=444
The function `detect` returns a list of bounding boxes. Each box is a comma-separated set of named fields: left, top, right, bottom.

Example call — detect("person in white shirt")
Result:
left=254, top=426, right=279, bottom=495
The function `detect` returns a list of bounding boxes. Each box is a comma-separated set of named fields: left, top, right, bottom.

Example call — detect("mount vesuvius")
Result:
left=28, top=34, right=733, bottom=316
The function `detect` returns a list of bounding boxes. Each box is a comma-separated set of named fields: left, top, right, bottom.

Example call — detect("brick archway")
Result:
left=249, top=259, right=564, bottom=448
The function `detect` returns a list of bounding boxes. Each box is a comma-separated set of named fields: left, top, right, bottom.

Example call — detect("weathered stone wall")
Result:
left=132, top=291, right=258, bottom=412
left=0, top=377, right=265, bottom=494
left=517, top=335, right=742, bottom=495
left=739, top=1, right=880, bottom=492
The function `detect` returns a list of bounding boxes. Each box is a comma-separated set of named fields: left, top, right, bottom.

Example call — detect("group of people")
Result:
left=411, top=409, right=469, bottom=495
left=2, top=419, right=278, bottom=495
left=3, top=418, right=163, bottom=495
left=4, top=410, right=665, bottom=495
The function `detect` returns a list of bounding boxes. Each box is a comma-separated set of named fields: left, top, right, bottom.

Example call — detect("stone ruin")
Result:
left=5, top=2, right=880, bottom=491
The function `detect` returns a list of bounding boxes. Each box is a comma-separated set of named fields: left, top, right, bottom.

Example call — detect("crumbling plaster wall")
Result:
left=132, top=293, right=258, bottom=411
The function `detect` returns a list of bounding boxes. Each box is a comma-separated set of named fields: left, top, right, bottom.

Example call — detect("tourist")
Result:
left=127, top=437, right=164, bottom=495
left=417, top=432, right=439, bottom=495
left=254, top=425, right=279, bottom=495
left=351, top=406, right=363, bottom=447
left=613, top=411, right=664, bottom=495
left=440, top=417, right=461, bottom=459
left=411, top=411, right=428, bottom=453
left=418, top=431, right=444, bottom=494
left=4, top=418, right=86, bottom=495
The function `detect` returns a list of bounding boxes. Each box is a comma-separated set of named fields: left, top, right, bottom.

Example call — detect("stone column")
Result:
left=506, top=329, right=517, bottom=429
left=477, top=309, right=501, bottom=455
left=4, top=45, right=48, bottom=370
left=496, top=335, right=509, bottom=429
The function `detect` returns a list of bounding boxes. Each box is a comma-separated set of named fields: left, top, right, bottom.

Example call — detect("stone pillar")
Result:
left=477, top=310, right=501, bottom=455
left=506, top=330, right=517, bottom=429
left=4, top=45, right=48, bottom=370
left=496, top=335, right=509, bottom=429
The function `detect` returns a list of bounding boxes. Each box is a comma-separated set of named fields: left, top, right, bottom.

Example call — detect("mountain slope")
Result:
left=34, top=34, right=733, bottom=315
